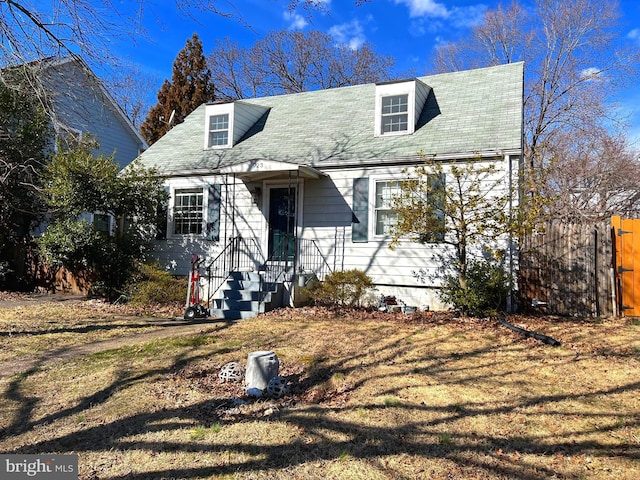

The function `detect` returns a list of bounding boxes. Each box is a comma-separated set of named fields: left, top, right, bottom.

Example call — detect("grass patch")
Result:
left=383, top=396, right=402, bottom=407
left=0, top=304, right=638, bottom=479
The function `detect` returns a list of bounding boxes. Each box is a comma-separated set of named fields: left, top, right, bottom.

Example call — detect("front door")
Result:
left=268, top=187, right=296, bottom=261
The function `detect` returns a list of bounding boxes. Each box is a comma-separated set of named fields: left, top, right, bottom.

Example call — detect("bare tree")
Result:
left=0, top=1, right=370, bottom=117
left=432, top=0, right=640, bottom=224
left=545, top=129, right=640, bottom=222
left=105, top=67, right=159, bottom=130
left=209, top=30, right=395, bottom=99
left=0, top=1, right=370, bottom=68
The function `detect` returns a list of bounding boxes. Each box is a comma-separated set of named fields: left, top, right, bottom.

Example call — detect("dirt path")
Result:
left=0, top=316, right=225, bottom=379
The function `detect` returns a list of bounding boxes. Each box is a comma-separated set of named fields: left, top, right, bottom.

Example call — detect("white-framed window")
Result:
left=55, top=125, right=83, bottom=151
left=173, top=188, right=204, bottom=235
left=208, top=114, right=229, bottom=147
left=374, top=180, right=401, bottom=236
left=372, top=175, right=446, bottom=241
left=381, top=94, right=409, bottom=134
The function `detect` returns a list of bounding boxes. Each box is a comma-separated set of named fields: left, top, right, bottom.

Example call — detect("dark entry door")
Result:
left=268, top=187, right=296, bottom=261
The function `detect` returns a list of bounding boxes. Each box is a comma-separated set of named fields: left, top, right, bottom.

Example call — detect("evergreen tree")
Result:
left=141, top=33, right=215, bottom=145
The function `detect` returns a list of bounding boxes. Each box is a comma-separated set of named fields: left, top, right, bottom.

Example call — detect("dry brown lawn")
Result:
left=0, top=297, right=638, bottom=480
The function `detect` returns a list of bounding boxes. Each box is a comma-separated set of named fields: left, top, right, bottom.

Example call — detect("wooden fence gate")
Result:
left=612, top=215, right=640, bottom=316
left=519, top=220, right=615, bottom=317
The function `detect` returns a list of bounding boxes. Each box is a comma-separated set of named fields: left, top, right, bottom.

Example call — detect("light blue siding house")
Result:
left=39, top=56, right=147, bottom=169
left=36, top=56, right=148, bottom=233
left=137, top=63, right=524, bottom=318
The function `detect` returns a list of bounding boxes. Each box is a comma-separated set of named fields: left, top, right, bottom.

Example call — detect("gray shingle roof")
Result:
left=138, top=62, right=523, bottom=174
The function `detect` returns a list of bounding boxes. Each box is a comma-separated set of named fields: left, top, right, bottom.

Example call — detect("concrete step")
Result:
left=212, top=298, right=267, bottom=313
left=208, top=308, right=259, bottom=320
left=223, top=289, right=273, bottom=302
left=208, top=270, right=284, bottom=320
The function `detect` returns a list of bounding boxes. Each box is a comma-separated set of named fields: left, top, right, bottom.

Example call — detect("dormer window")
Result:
left=204, top=101, right=270, bottom=150
left=374, top=79, right=431, bottom=137
left=381, top=95, right=409, bottom=134
left=208, top=114, right=229, bottom=147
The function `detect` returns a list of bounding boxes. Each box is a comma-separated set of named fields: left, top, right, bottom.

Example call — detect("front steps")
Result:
left=209, top=271, right=284, bottom=320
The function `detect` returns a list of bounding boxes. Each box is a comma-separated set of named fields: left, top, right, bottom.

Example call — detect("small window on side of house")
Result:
left=173, top=188, right=204, bottom=235
left=208, top=114, right=229, bottom=147
left=381, top=94, right=408, bottom=135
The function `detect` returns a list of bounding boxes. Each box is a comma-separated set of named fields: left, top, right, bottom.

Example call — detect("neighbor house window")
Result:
left=174, top=188, right=204, bottom=235
left=56, top=125, right=83, bottom=151
left=208, top=114, right=229, bottom=147
left=381, top=94, right=408, bottom=134
left=375, top=180, right=401, bottom=235
left=93, top=214, right=111, bottom=234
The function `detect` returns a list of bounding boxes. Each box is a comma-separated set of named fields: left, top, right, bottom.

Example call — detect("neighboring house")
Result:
left=35, top=55, right=148, bottom=233
left=137, top=62, right=524, bottom=317
left=23, top=55, right=149, bottom=293
left=38, top=55, right=147, bottom=168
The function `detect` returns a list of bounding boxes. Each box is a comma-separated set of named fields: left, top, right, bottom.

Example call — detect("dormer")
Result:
left=204, top=101, right=269, bottom=149
left=374, top=78, right=431, bottom=137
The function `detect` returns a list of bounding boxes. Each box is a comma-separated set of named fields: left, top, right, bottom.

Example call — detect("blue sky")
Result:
left=110, top=0, right=640, bottom=139
left=119, top=0, right=507, bottom=78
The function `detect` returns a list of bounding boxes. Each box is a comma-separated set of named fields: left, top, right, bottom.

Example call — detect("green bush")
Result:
left=304, top=269, right=373, bottom=307
left=37, top=219, right=104, bottom=270
left=438, top=258, right=510, bottom=317
left=37, top=219, right=143, bottom=299
left=124, top=262, right=187, bottom=305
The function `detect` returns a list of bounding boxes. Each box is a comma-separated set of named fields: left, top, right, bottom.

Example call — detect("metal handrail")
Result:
left=298, top=238, right=332, bottom=281
left=204, top=235, right=332, bottom=309
left=261, top=234, right=294, bottom=284
left=205, top=236, right=265, bottom=304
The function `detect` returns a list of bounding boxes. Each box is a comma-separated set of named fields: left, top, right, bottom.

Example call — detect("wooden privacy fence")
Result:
left=519, top=220, right=615, bottom=317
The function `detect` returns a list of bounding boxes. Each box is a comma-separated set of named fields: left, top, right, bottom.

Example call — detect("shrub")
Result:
left=37, top=219, right=104, bottom=270
left=438, top=257, right=510, bottom=317
left=304, top=269, right=373, bottom=307
left=125, top=262, right=187, bottom=305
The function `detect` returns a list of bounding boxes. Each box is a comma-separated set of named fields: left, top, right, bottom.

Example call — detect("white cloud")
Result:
left=394, top=0, right=450, bottom=19
left=329, top=20, right=366, bottom=50
left=449, top=4, right=487, bottom=28
left=397, top=1, right=487, bottom=36
left=628, top=29, right=640, bottom=41
left=284, top=11, right=308, bottom=30
left=580, top=67, right=605, bottom=82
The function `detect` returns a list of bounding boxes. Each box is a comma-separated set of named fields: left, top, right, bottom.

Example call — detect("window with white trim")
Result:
left=374, top=180, right=401, bottom=235
left=373, top=175, right=446, bottom=240
left=381, top=94, right=408, bottom=134
left=208, top=114, right=229, bottom=147
left=173, top=188, right=204, bottom=235
left=56, top=125, right=83, bottom=151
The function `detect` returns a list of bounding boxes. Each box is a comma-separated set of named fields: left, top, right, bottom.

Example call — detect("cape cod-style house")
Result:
left=137, top=62, right=524, bottom=318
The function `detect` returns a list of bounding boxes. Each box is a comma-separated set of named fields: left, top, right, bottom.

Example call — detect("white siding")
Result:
left=300, top=159, right=515, bottom=309
left=150, top=175, right=264, bottom=276
left=233, top=102, right=269, bottom=144
left=151, top=156, right=517, bottom=310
